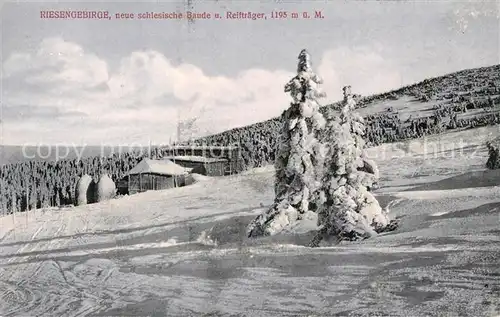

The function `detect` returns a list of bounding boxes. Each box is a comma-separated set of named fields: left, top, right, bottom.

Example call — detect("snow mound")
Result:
left=196, top=230, right=218, bottom=246
left=279, top=210, right=319, bottom=234
left=190, top=173, right=211, bottom=182
left=240, top=165, right=275, bottom=175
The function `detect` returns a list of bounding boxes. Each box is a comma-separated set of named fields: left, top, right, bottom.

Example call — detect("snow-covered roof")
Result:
left=163, top=145, right=239, bottom=150
left=127, top=159, right=191, bottom=176
left=164, top=156, right=228, bottom=163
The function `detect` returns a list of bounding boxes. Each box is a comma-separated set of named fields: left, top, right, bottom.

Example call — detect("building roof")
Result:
left=164, top=155, right=228, bottom=163
left=127, top=159, right=191, bottom=176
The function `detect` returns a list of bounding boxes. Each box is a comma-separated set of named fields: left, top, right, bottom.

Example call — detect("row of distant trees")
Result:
left=1, top=106, right=498, bottom=215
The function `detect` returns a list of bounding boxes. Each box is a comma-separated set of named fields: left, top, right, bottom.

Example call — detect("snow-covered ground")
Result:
left=1, top=126, right=499, bottom=317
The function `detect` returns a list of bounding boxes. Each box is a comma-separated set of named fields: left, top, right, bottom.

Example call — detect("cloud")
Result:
left=2, top=37, right=403, bottom=145
left=4, top=37, right=108, bottom=90
left=1, top=105, right=86, bottom=121
left=317, top=46, right=403, bottom=100
left=450, top=1, right=500, bottom=32
left=107, top=51, right=293, bottom=123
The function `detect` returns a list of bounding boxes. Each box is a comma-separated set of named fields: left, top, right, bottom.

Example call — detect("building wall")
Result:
left=117, top=177, right=128, bottom=195
left=128, top=173, right=177, bottom=194
left=161, top=147, right=243, bottom=174
left=170, top=160, right=205, bottom=172
left=170, top=160, right=227, bottom=176
left=205, top=161, right=225, bottom=176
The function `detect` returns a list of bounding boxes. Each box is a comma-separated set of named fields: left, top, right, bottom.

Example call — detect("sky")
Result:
left=1, top=0, right=499, bottom=146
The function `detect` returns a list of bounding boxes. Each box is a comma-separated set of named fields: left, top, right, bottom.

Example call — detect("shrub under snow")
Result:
left=486, top=137, right=500, bottom=169
left=75, top=174, right=93, bottom=206
left=94, top=174, right=116, bottom=202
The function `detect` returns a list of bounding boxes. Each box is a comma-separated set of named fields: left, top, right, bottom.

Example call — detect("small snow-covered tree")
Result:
left=247, top=49, right=326, bottom=237
left=486, top=137, right=500, bottom=169
left=310, top=86, right=395, bottom=246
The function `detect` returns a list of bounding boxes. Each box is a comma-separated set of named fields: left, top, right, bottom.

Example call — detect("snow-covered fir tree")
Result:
left=486, top=136, right=500, bottom=169
left=247, top=49, right=326, bottom=237
left=310, top=86, right=396, bottom=246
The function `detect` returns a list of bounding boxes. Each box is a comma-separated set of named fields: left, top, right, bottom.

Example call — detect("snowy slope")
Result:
left=0, top=127, right=499, bottom=317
